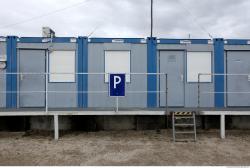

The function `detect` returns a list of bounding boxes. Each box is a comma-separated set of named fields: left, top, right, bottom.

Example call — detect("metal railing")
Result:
left=0, top=72, right=168, bottom=113
left=198, top=73, right=250, bottom=108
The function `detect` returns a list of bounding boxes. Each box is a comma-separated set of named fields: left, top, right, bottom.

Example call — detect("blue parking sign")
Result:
left=109, top=74, right=125, bottom=97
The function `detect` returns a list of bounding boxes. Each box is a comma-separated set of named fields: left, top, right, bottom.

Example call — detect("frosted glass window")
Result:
left=187, top=52, right=212, bottom=82
left=49, top=50, right=75, bottom=82
left=105, top=51, right=131, bottom=82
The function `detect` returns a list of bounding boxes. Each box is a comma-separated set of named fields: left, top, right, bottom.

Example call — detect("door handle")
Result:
left=20, top=74, right=24, bottom=81
left=180, top=74, right=184, bottom=82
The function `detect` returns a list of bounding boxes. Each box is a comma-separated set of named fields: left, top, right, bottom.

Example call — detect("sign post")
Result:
left=109, top=74, right=125, bottom=111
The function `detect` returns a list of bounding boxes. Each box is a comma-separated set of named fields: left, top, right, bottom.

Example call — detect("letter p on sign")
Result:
left=109, top=74, right=125, bottom=96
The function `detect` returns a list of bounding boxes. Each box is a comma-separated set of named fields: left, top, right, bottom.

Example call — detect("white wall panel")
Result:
left=187, top=52, right=212, bottom=82
left=105, top=51, right=130, bottom=82
left=49, top=50, right=75, bottom=82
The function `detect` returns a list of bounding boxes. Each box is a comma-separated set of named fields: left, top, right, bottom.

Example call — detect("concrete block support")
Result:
left=220, top=114, right=225, bottom=139
left=54, top=115, right=59, bottom=140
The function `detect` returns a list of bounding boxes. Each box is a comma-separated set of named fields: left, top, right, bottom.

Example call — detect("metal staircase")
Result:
left=172, top=111, right=197, bottom=142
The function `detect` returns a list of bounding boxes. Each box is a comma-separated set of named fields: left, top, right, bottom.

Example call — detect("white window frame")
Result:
left=104, top=50, right=131, bottom=83
left=186, top=51, right=212, bottom=83
left=49, top=50, right=76, bottom=83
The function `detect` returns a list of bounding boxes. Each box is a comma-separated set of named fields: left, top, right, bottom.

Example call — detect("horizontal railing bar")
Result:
left=1, top=72, right=250, bottom=75
left=0, top=72, right=167, bottom=75
left=202, top=92, right=250, bottom=94
left=198, top=73, right=250, bottom=108
left=2, top=72, right=250, bottom=75
left=199, top=73, right=250, bottom=76
left=0, top=91, right=166, bottom=93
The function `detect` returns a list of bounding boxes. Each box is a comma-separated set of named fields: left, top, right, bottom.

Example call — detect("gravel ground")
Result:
left=0, top=130, right=250, bottom=166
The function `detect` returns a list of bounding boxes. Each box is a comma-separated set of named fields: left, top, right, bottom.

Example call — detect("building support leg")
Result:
left=220, top=114, right=225, bottom=139
left=54, top=115, right=59, bottom=140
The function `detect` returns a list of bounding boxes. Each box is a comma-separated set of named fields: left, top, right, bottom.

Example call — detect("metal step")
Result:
left=172, top=111, right=197, bottom=142
left=175, top=116, right=193, bottom=119
left=175, top=131, right=195, bottom=134
left=175, top=124, right=194, bottom=126
left=174, top=139, right=196, bottom=142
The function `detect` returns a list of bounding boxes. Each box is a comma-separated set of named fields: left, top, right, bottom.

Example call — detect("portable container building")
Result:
left=0, top=36, right=250, bottom=111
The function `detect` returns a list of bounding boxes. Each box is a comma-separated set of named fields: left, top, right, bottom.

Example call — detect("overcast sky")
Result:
left=0, top=0, right=249, bottom=39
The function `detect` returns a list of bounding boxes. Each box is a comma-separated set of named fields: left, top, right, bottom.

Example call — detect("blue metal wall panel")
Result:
left=82, top=37, right=88, bottom=107
left=158, top=39, right=180, bottom=44
left=124, top=38, right=144, bottom=43
left=89, top=38, right=144, bottom=44
left=226, top=39, right=248, bottom=45
left=214, top=38, right=224, bottom=107
left=6, top=36, right=17, bottom=108
left=19, top=37, right=75, bottom=43
left=11, top=37, right=17, bottom=107
left=89, top=38, right=112, bottom=43
left=158, top=39, right=209, bottom=44
left=191, top=39, right=209, bottom=44
left=147, top=37, right=157, bottom=107
left=77, top=37, right=88, bottom=108
left=19, top=37, right=43, bottom=43
left=6, top=37, right=12, bottom=108
left=77, top=37, right=83, bottom=107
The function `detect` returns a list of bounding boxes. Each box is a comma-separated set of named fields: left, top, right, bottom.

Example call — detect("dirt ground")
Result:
left=0, top=130, right=250, bottom=166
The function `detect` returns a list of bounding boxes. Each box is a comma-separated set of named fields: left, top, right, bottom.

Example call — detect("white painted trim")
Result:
left=0, top=111, right=166, bottom=116
left=1, top=110, right=250, bottom=116
left=200, top=111, right=250, bottom=115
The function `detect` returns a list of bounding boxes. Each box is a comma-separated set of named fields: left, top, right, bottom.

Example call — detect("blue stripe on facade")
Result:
left=214, top=38, right=224, bottom=107
left=11, top=37, right=17, bottom=107
left=147, top=37, right=157, bottom=107
left=158, top=39, right=210, bottom=44
left=77, top=37, right=83, bottom=107
left=89, top=38, right=144, bottom=43
left=89, top=38, right=112, bottom=43
left=19, top=37, right=43, bottom=43
left=191, top=39, right=209, bottom=44
left=6, top=36, right=12, bottom=108
left=158, top=39, right=180, bottom=44
left=6, top=36, right=17, bottom=108
left=82, top=37, right=88, bottom=107
left=19, top=37, right=75, bottom=43
left=226, top=39, right=248, bottom=45
left=77, top=37, right=88, bottom=108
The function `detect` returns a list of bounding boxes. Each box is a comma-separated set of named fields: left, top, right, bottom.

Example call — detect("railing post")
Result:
left=116, top=96, right=119, bottom=112
left=165, top=73, right=168, bottom=114
left=45, top=72, right=48, bottom=113
left=198, top=73, right=200, bottom=108
left=45, top=53, right=49, bottom=114
left=172, top=112, right=175, bottom=142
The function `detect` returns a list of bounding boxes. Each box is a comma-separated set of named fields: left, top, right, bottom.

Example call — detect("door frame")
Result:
left=18, top=49, right=47, bottom=108
left=158, top=49, right=185, bottom=107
